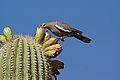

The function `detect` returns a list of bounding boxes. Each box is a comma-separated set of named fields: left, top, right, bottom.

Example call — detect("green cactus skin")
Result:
left=0, top=36, right=53, bottom=80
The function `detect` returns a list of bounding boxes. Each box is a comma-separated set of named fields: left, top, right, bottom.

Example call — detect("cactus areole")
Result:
left=0, top=27, right=64, bottom=80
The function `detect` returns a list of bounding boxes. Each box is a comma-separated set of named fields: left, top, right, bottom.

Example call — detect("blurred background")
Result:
left=0, top=0, right=120, bottom=80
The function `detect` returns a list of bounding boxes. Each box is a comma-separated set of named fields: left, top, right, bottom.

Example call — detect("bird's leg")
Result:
left=56, top=36, right=68, bottom=41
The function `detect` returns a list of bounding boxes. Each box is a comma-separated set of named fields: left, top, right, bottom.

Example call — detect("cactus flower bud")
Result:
left=0, top=35, right=6, bottom=44
left=45, top=49, right=62, bottom=58
left=35, top=27, right=45, bottom=44
left=44, top=44, right=61, bottom=51
left=42, top=38, right=58, bottom=49
left=3, top=27, right=12, bottom=41
left=44, top=32, right=51, bottom=43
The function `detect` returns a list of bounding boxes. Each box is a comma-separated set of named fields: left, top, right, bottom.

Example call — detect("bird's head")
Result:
left=40, top=23, right=47, bottom=28
left=40, top=22, right=55, bottom=29
left=39, top=22, right=55, bottom=31
left=39, top=22, right=57, bottom=30
left=40, top=23, right=52, bottom=30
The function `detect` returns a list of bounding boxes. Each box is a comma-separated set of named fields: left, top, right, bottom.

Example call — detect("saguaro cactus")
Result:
left=0, top=27, right=64, bottom=80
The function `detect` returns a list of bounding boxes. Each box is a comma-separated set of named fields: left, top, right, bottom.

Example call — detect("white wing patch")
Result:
left=55, top=25, right=72, bottom=33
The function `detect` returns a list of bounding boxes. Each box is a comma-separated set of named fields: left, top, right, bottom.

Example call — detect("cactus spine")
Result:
left=0, top=27, right=64, bottom=80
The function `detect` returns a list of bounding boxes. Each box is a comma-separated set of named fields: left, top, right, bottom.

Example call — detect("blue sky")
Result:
left=0, top=0, right=120, bottom=80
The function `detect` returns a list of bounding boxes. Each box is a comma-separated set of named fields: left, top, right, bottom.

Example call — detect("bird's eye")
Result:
left=40, top=23, right=46, bottom=26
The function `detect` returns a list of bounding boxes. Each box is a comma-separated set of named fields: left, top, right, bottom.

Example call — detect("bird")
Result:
left=40, top=21, right=91, bottom=43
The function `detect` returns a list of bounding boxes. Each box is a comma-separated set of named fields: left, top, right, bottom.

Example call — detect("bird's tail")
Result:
left=74, top=33, right=91, bottom=43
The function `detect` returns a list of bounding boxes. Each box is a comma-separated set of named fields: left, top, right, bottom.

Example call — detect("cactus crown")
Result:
left=0, top=27, right=64, bottom=80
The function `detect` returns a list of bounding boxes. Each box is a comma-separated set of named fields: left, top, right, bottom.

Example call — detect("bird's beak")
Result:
left=38, top=25, right=44, bottom=28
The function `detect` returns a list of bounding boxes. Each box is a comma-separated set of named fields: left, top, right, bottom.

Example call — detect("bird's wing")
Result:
left=55, top=22, right=83, bottom=34
left=55, top=24, right=72, bottom=33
